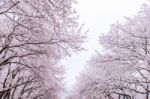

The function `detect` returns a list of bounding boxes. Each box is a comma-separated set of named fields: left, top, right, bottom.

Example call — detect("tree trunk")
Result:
left=146, top=92, right=149, bottom=99
left=119, top=94, right=121, bottom=99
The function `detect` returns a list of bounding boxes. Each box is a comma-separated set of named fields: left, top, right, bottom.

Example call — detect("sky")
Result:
left=62, top=0, right=146, bottom=90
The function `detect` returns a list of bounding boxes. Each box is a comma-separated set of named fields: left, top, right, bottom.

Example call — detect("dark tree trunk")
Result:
left=146, top=92, right=149, bottom=99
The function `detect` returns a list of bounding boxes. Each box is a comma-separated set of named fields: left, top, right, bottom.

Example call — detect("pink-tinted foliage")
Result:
left=0, top=0, right=86, bottom=99
left=68, top=1, right=150, bottom=99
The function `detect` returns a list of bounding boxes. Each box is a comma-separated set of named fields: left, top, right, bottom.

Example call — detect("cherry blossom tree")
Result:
left=68, top=1, right=150, bottom=99
left=0, top=0, right=86, bottom=99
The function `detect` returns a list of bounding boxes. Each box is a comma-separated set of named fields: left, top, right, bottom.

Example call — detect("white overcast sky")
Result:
left=62, top=0, right=146, bottom=89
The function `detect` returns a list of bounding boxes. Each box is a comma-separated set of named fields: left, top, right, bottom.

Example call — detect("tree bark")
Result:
left=146, top=92, right=149, bottom=99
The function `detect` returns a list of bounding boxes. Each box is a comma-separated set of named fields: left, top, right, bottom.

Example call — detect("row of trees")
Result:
left=0, top=0, right=85, bottom=99
left=67, top=1, right=150, bottom=99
